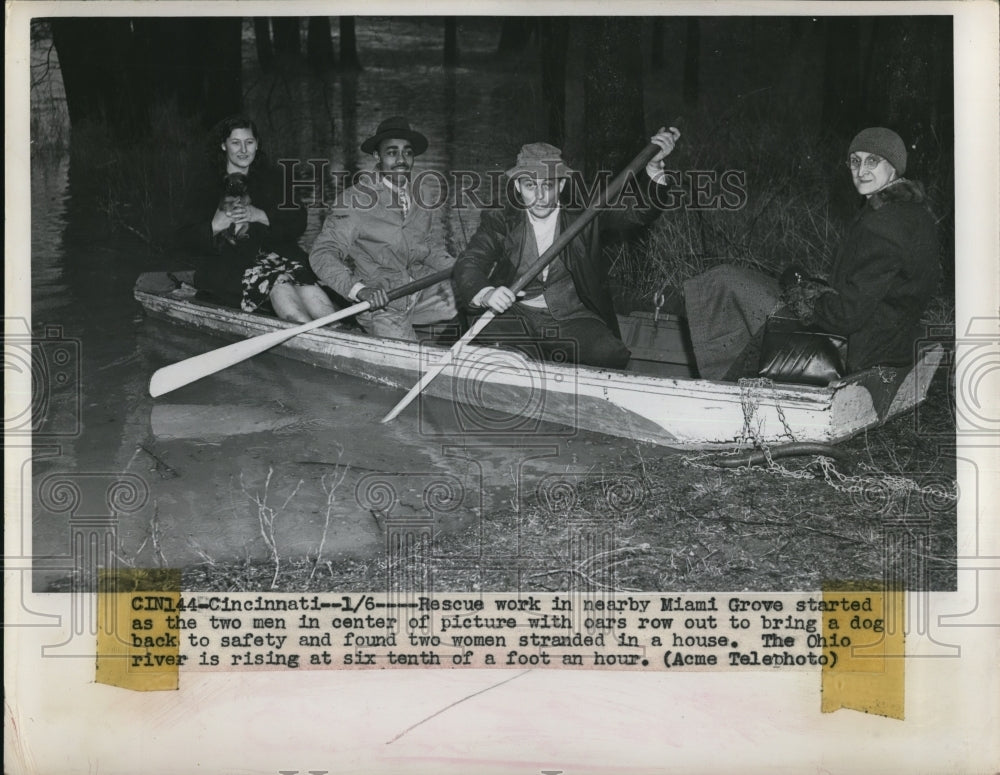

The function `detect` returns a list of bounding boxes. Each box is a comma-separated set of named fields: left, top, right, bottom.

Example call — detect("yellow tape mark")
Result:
left=820, top=587, right=904, bottom=719
left=96, top=569, right=182, bottom=691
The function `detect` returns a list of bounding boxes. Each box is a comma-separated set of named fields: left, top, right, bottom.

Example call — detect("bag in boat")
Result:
left=757, top=316, right=847, bottom=386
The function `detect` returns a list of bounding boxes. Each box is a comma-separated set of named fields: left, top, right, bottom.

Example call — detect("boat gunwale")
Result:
left=134, top=281, right=848, bottom=408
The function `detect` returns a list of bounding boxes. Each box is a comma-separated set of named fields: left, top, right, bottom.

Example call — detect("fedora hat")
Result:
left=505, top=142, right=575, bottom=179
left=360, top=116, right=428, bottom=156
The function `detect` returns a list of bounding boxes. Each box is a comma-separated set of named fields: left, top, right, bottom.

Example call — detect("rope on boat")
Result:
left=682, top=377, right=958, bottom=505
left=706, top=442, right=848, bottom=469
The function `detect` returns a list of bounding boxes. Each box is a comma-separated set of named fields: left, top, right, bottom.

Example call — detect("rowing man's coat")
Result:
left=453, top=197, right=662, bottom=339
left=309, top=175, right=456, bottom=338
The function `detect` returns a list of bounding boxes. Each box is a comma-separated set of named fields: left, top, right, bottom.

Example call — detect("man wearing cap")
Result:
left=452, top=127, right=681, bottom=369
left=309, top=116, right=458, bottom=340
left=684, top=126, right=940, bottom=379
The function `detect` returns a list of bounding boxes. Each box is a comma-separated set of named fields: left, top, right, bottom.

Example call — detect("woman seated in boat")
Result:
left=683, top=127, right=941, bottom=381
left=176, top=116, right=338, bottom=323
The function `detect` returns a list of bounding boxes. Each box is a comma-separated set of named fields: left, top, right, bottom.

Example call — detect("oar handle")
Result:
left=507, top=142, right=660, bottom=295
left=381, top=140, right=664, bottom=424
left=289, top=267, right=452, bottom=338
left=383, top=268, right=453, bottom=302
left=148, top=268, right=454, bottom=398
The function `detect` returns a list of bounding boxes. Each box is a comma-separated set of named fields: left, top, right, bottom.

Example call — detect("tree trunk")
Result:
left=340, top=72, right=361, bottom=176
left=339, top=17, right=362, bottom=71
left=253, top=17, right=274, bottom=71
left=132, top=19, right=196, bottom=112
left=682, top=18, right=700, bottom=107
left=650, top=17, right=665, bottom=69
left=199, top=18, right=243, bottom=127
left=272, top=17, right=301, bottom=58
left=307, top=17, right=336, bottom=70
left=863, top=16, right=953, bottom=175
left=497, top=17, right=534, bottom=54
left=50, top=18, right=149, bottom=138
left=820, top=17, right=863, bottom=140
left=444, top=17, right=459, bottom=67
left=52, top=17, right=244, bottom=139
left=539, top=18, right=569, bottom=147
left=581, top=18, right=646, bottom=178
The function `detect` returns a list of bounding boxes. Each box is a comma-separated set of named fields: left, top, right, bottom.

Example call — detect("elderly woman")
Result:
left=176, top=116, right=338, bottom=323
left=684, top=127, right=941, bottom=380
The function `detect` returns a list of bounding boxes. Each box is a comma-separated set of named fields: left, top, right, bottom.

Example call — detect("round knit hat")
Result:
left=848, top=127, right=907, bottom=175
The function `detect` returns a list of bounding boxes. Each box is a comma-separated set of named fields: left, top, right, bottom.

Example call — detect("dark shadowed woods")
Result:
left=45, top=16, right=953, bottom=161
left=40, top=16, right=954, bottom=289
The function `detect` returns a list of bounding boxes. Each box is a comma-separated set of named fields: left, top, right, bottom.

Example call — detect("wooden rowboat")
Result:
left=134, top=272, right=945, bottom=450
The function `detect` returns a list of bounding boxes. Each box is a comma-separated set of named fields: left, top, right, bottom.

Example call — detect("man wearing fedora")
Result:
left=452, top=126, right=681, bottom=369
left=310, top=116, right=458, bottom=340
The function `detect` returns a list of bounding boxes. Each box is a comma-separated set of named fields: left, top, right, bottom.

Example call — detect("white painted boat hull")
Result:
left=135, top=273, right=944, bottom=449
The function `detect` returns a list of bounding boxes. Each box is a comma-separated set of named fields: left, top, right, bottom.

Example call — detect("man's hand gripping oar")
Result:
left=381, top=128, right=679, bottom=423
left=149, top=268, right=452, bottom=397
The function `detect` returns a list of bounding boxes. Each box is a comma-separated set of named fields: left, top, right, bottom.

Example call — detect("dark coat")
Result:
left=452, top=197, right=660, bottom=337
left=175, top=162, right=309, bottom=307
left=811, top=179, right=941, bottom=371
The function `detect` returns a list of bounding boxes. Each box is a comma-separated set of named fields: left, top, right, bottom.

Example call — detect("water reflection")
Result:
left=30, top=156, right=71, bottom=315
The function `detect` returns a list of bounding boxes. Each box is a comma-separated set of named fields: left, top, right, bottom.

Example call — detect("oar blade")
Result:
left=145, top=269, right=454, bottom=399
left=148, top=327, right=295, bottom=397
left=147, top=300, right=372, bottom=398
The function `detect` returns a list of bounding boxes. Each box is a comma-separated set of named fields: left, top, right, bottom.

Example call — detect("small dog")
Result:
left=218, top=173, right=251, bottom=243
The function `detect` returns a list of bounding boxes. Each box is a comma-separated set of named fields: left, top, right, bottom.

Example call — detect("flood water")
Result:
left=27, top=19, right=670, bottom=590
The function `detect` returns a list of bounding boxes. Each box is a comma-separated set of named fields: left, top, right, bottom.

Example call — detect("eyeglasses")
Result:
left=846, top=155, right=885, bottom=173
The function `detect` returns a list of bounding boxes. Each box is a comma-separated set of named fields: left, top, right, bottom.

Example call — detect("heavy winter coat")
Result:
left=176, top=163, right=309, bottom=308
left=308, top=176, right=454, bottom=310
left=176, top=163, right=307, bottom=261
left=812, top=178, right=940, bottom=371
left=452, top=198, right=660, bottom=338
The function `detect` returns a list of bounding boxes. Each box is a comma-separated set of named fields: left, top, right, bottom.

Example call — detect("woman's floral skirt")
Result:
left=240, top=251, right=313, bottom=312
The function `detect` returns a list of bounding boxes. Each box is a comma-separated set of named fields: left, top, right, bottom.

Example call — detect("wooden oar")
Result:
left=149, top=268, right=452, bottom=398
left=381, top=141, right=662, bottom=423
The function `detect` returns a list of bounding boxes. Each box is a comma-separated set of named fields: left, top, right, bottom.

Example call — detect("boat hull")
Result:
left=135, top=272, right=944, bottom=449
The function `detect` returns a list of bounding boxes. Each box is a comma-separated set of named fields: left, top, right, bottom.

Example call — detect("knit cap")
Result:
left=848, top=127, right=907, bottom=175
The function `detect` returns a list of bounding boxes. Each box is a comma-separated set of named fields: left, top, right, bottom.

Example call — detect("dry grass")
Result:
left=608, top=94, right=954, bottom=317
left=41, top=302, right=957, bottom=596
